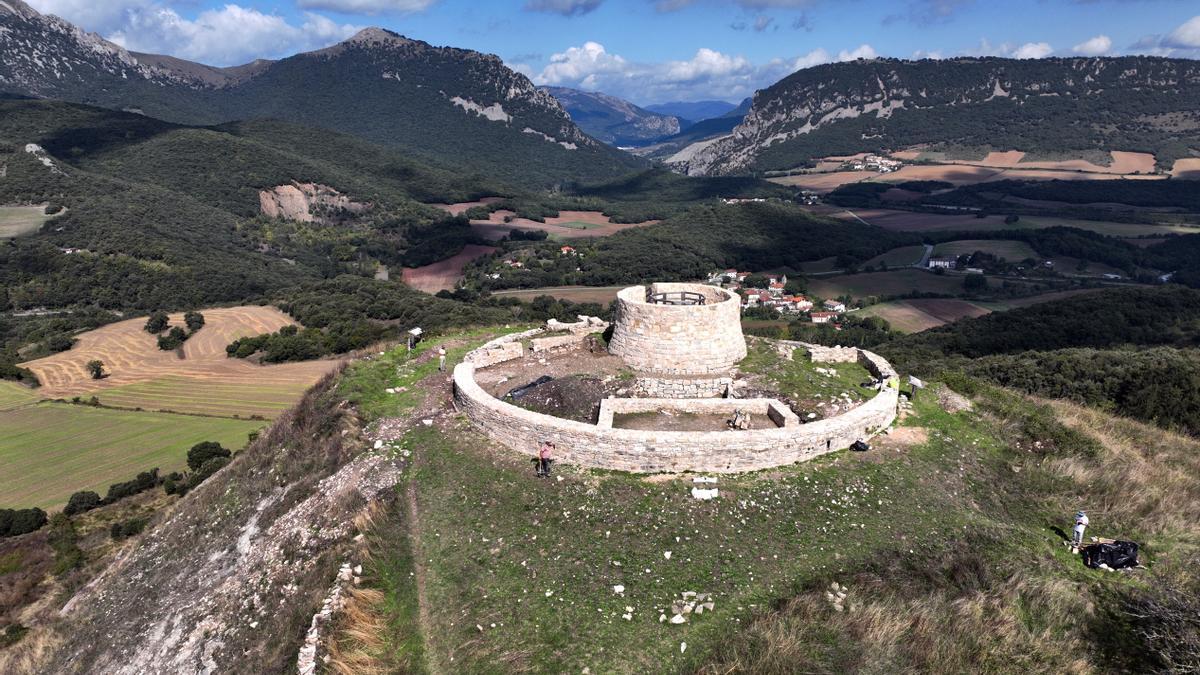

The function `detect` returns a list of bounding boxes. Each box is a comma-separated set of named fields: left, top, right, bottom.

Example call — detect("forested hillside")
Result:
left=0, top=3, right=643, bottom=188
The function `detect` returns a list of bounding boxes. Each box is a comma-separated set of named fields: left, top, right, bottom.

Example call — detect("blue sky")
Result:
left=24, top=0, right=1200, bottom=104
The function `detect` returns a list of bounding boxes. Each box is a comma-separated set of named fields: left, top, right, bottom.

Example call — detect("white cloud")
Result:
left=837, top=44, right=877, bottom=60
left=296, top=0, right=438, bottom=14
left=524, top=0, right=604, bottom=16
left=966, top=38, right=1053, bottom=59
left=25, top=0, right=152, bottom=33
left=1072, top=34, right=1112, bottom=56
left=1163, top=15, right=1200, bottom=49
left=1013, top=41, right=1053, bottom=59
left=107, top=5, right=359, bottom=66
left=524, top=40, right=876, bottom=103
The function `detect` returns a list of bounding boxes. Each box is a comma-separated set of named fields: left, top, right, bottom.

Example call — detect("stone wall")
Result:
left=465, top=328, right=542, bottom=368
left=633, top=376, right=732, bottom=399
left=596, top=397, right=798, bottom=429
left=453, top=337, right=899, bottom=474
left=607, top=283, right=746, bottom=376
left=531, top=333, right=586, bottom=353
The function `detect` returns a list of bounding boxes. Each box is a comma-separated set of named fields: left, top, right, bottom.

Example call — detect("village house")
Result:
left=823, top=299, right=847, bottom=313
left=503, top=259, right=524, bottom=269
left=810, top=311, right=838, bottom=324
left=560, top=245, right=576, bottom=255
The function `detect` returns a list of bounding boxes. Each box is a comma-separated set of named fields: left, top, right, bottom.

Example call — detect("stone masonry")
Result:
left=607, top=283, right=747, bottom=377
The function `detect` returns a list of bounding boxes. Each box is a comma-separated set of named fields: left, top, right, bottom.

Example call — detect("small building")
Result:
left=823, top=300, right=847, bottom=313
left=792, top=296, right=814, bottom=312
left=560, top=245, right=576, bottom=255
left=928, top=258, right=955, bottom=269
left=810, top=311, right=838, bottom=324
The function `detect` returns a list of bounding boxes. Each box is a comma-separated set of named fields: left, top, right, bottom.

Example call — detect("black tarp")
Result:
left=1082, top=540, right=1139, bottom=569
left=505, top=375, right=553, bottom=400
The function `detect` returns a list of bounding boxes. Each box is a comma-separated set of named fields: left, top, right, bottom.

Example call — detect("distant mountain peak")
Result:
left=0, top=0, right=39, bottom=20
left=345, top=27, right=414, bottom=47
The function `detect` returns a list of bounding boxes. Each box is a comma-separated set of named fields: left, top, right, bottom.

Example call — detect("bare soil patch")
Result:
left=427, top=197, right=505, bottom=216
left=401, top=244, right=496, bottom=293
left=612, top=411, right=734, bottom=432
left=469, top=210, right=658, bottom=240
left=905, top=298, right=991, bottom=325
left=1171, top=158, right=1200, bottom=179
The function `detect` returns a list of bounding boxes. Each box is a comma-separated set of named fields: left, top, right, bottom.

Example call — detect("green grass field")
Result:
left=0, top=205, right=57, bottom=238
left=932, top=239, right=1038, bottom=261
left=863, top=245, right=928, bottom=268
left=93, top=376, right=312, bottom=419
left=0, top=381, right=39, bottom=412
left=0, top=403, right=264, bottom=509
left=807, top=269, right=975, bottom=300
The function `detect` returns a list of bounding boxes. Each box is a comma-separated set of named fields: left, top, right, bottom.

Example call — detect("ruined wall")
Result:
left=596, top=397, right=799, bottom=429
left=453, top=338, right=899, bottom=474
left=632, top=375, right=733, bottom=399
left=607, top=283, right=746, bottom=376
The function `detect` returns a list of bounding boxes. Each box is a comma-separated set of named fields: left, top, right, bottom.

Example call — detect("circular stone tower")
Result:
left=608, top=283, right=747, bottom=383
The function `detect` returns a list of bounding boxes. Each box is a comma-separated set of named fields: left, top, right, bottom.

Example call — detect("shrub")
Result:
left=63, top=490, right=102, bottom=516
left=47, top=513, right=83, bottom=575
left=103, top=468, right=161, bottom=503
left=184, top=311, right=205, bottom=332
left=0, top=507, right=48, bottom=538
left=191, top=456, right=230, bottom=485
left=157, top=325, right=188, bottom=350
left=86, top=359, right=105, bottom=379
left=187, top=441, right=230, bottom=471
left=110, top=518, right=148, bottom=541
left=144, top=311, right=169, bottom=334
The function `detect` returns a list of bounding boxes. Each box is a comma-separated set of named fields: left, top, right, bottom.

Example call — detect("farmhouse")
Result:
left=560, top=245, right=576, bottom=255
left=810, top=311, right=838, bottom=324
left=928, top=257, right=955, bottom=269
left=823, top=300, right=847, bottom=313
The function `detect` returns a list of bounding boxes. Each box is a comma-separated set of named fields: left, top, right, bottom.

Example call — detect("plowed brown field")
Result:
left=20, top=306, right=341, bottom=418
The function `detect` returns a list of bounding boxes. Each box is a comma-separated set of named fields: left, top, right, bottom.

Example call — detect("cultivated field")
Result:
left=20, top=306, right=340, bottom=418
left=0, top=402, right=263, bottom=510
left=492, top=285, right=624, bottom=305
left=859, top=298, right=990, bottom=332
left=0, top=381, right=39, bottom=412
left=932, top=239, right=1038, bottom=261
left=469, top=210, right=658, bottom=240
left=807, top=269, right=976, bottom=300
left=1171, top=158, right=1200, bottom=179
left=829, top=208, right=1012, bottom=232
left=0, top=205, right=58, bottom=238
left=401, top=244, right=497, bottom=294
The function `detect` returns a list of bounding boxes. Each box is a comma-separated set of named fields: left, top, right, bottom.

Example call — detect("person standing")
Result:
left=1072, top=510, right=1089, bottom=552
left=437, top=346, right=447, bottom=372
left=537, top=441, right=554, bottom=478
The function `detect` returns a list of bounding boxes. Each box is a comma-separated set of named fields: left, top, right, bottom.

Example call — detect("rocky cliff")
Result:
left=674, top=56, right=1200, bottom=175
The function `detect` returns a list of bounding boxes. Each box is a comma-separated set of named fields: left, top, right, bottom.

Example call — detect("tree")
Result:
left=157, top=326, right=188, bottom=351
left=963, top=273, right=988, bottom=292
left=187, top=441, right=231, bottom=471
left=63, top=490, right=102, bottom=516
left=184, top=311, right=205, bottom=332
left=86, top=360, right=105, bottom=379
left=144, top=311, right=169, bottom=334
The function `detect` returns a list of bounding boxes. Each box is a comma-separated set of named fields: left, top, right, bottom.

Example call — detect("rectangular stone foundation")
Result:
left=596, top=397, right=798, bottom=429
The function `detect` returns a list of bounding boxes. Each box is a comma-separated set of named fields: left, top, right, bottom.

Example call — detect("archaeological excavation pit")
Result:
left=453, top=283, right=900, bottom=473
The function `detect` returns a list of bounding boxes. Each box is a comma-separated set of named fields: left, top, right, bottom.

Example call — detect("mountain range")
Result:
left=0, top=0, right=641, bottom=189
left=674, top=56, right=1200, bottom=175
left=539, top=86, right=682, bottom=146
left=645, top=100, right=739, bottom=121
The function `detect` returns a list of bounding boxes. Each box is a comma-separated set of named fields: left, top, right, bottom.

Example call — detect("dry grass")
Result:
left=1044, top=400, right=1200, bottom=546
left=700, top=550, right=1094, bottom=674
left=0, top=626, right=62, bottom=675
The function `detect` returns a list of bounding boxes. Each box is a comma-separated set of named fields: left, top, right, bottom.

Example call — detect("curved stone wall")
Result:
left=453, top=337, right=899, bottom=474
left=607, top=283, right=747, bottom=376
